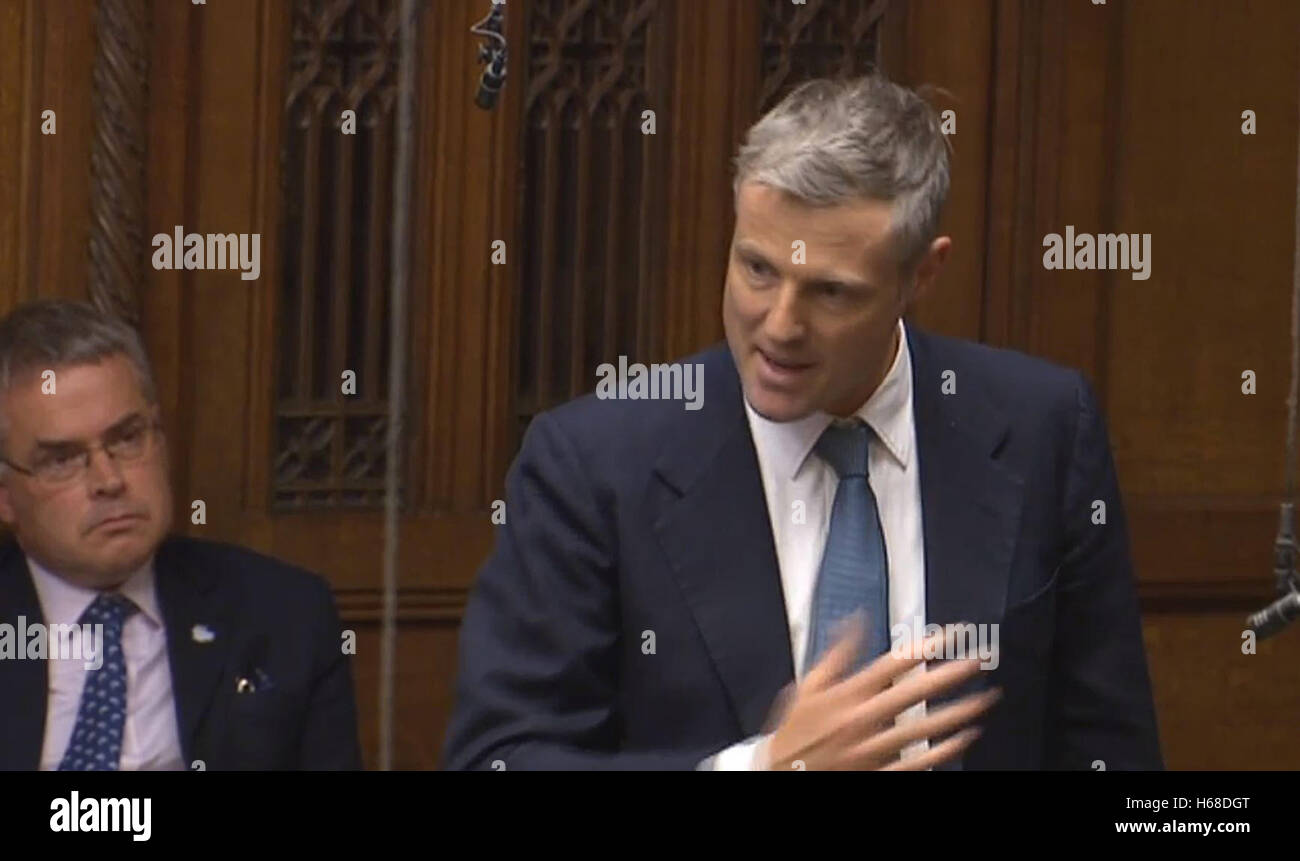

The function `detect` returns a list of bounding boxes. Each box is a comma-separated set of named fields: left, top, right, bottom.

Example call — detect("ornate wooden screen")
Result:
left=760, top=0, right=888, bottom=110
left=276, top=0, right=410, bottom=510
left=513, top=0, right=672, bottom=438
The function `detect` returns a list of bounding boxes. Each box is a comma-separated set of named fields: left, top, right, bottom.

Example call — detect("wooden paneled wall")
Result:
left=894, top=0, right=1300, bottom=768
left=1, top=0, right=1298, bottom=769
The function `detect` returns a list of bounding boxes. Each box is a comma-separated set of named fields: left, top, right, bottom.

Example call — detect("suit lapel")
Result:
left=652, top=347, right=794, bottom=737
left=0, top=540, right=47, bottom=770
left=908, top=324, right=1025, bottom=633
left=154, top=537, right=234, bottom=765
left=907, top=325, right=1025, bottom=770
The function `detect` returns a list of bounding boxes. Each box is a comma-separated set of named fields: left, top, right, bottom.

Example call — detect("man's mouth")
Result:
left=755, top=347, right=815, bottom=384
left=92, top=513, right=145, bottom=533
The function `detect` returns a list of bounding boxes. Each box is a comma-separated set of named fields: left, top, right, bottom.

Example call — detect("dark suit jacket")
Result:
left=441, top=322, right=1163, bottom=770
left=0, top=534, right=361, bottom=770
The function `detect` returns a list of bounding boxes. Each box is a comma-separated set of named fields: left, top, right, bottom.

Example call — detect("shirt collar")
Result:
left=744, top=316, right=914, bottom=480
left=26, top=554, right=162, bottom=628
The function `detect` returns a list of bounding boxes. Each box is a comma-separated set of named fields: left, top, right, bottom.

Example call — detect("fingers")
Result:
left=797, top=617, right=998, bottom=772
left=848, top=688, right=1001, bottom=767
left=846, top=656, right=986, bottom=726
left=802, top=611, right=866, bottom=691
left=879, top=727, right=982, bottom=772
left=834, top=627, right=981, bottom=707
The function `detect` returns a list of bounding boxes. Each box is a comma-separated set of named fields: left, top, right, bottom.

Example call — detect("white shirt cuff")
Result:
left=697, top=734, right=772, bottom=770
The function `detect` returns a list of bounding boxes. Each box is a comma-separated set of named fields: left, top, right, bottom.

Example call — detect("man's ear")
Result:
left=905, top=235, right=952, bottom=308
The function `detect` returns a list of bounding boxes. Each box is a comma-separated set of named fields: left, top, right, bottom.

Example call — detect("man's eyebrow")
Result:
left=32, top=439, right=80, bottom=453
left=808, top=274, right=875, bottom=292
left=736, top=240, right=875, bottom=290
left=33, top=411, right=147, bottom=450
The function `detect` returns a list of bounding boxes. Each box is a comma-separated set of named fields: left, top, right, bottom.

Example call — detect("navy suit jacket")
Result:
left=0, top=534, right=361, bottom=770
left=442, top=323, right=1163, bottom=770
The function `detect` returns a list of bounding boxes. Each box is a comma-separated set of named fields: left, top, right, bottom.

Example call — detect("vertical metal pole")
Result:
left=380, top=0, right=417, bottom=772
left=1277, top=46, right=1300, bottom=597
left=1286, top=60, right=1300, bottom=506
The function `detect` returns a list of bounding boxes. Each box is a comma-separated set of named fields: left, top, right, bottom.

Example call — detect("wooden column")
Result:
left=88, top=0, right=150, bottom=324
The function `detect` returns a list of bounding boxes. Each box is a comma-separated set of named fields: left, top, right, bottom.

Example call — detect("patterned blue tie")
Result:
left=58, top=592, right=138, bottom=771
left=804, top=419, right=890, bottom=675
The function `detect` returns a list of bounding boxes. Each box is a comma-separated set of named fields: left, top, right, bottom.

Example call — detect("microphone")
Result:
left=1245, top=501, right=1300, bottom=639
left=1246, top=590, right=1300, bottom=640
left=1271, top=502, right=1298, bottom=594
left=471, top=2, right=508, bottom=110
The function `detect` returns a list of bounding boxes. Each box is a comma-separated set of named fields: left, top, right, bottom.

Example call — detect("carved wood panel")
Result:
left=513, top=0, right=672, bottom=439
left=759, top=0, right=888, bottom=111
left=276, top=0, right=412, bottom=510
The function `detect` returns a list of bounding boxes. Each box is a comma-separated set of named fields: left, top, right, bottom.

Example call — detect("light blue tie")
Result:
left=804, top=419, right=890, bottom=675
left=58, top=592, right=137, bottom=771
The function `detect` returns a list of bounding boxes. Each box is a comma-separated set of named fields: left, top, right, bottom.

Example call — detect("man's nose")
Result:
left=762, top=282, right=806, bottom=343
left=85, top=447, right=126, bottom=496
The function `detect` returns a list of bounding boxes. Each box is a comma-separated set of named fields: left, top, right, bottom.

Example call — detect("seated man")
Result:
left=0, top=299, right=361, bottom=770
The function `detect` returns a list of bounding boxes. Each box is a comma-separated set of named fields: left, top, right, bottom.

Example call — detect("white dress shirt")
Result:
left=706, top=316, right=930, bottom=769
left=29, top=556, right=186, bottom=771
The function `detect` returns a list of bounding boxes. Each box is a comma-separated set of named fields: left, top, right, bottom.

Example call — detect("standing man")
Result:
left=443, top=74, right=1161, bottom=770
left=0, top=299, right=361, bottom=770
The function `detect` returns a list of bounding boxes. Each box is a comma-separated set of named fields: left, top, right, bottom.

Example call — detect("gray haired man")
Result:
left=0, top=299, right=361, bottom=770
left=443, top=74, right=1162, bottom=770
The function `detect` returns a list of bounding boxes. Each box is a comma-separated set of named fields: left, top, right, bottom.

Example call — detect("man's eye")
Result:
left=818, top=282, right=845, bottom=298
left=44, top=452, right=80, bottom=469
left=746, top=259, right=769, bottom=277
left=117, top=425, right=145, bottom=444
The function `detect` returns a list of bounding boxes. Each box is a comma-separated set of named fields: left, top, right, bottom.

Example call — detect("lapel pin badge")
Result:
left=192, top=624, right=216, bottom=644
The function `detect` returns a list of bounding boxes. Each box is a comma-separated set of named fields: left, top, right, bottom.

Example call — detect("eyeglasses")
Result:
left=0, top=418, right=163, bottom=485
